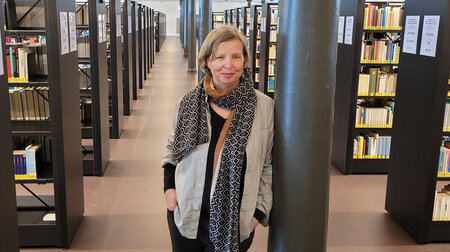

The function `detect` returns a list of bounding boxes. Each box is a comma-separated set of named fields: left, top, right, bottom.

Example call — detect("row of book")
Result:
left=360, top=39, right=400, bottom=64
left=213, top=15, right=224, bottom=22
left=269, top=45, right=276, bottom=59
left=268, top=60, right=276, bottom=76
left=6, top=35, right=46, bottom=46
left=269, top=30, right=277, bottom=43
left=353, top=134, right=392, bottom=159
left=438, top=142, right=450, bottom=177
left=268, top=76, right=275, bottom=92
left=9, top=87, right=50, bottom=121
left=270, top=9, right=278, bottom=25
left=358, top=69, right=397, bottom=96
left=433, top=186, right=450, bottom=221
left=355, top=100, right=394, bottom=128
left=77, top=35, right=90, bottom=58
left=363, top=4, right=403, bottom=30
left=13, top=144, right=42, bottom=180
left=6, top=47, right=48, bottom=80
left=443, top=100, right=450, bottom=132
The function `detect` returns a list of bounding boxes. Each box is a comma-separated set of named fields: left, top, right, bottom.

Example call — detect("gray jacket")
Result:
left=161, top=90, right=274, bottom=242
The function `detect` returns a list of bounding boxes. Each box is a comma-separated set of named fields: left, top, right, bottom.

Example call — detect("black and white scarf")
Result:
left=172, top=70, right=257, bottom=251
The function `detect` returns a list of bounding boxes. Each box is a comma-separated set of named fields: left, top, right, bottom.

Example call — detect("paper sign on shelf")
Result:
left=0, top=36, right=3, bottom=75
left=420, top=15, right=440, bottom=57
left=98, top=14, right=103, bottom=43
left=403, top=15, right=420, bottom=55
left=60, top=12, right=69, bottom=55
left=69, top=12, right=77, bottom=52
left=344, top=16, right=354, bottom=45
left=128, top=16, right=132, bottom=34
left=117, top=14, right=122, bottom=37
left=250, top=16, right=254, bottom=31
left=260, top=17, right=266, bottom=33
left=338, top=16, right=345, bottom=44
left=102, top=14, right=106, bottom=42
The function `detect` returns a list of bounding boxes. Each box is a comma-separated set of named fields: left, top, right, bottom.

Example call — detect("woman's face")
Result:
left=207, top=39, right=244, bottom=91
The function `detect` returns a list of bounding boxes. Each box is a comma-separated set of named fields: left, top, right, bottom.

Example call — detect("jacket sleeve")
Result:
left=255, top=98, right=274, bottom=227
left=161, top=100, right=181, bottom=169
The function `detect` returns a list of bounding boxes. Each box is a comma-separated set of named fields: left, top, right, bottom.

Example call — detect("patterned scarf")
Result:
left=172, top=69, right=257, bottom=251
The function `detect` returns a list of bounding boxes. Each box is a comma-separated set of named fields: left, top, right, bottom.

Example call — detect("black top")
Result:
left=163, top=105, right=266, bottom=240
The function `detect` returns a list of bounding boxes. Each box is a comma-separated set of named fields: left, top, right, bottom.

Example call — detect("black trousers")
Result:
left=167, top=210, right=255, bottom=252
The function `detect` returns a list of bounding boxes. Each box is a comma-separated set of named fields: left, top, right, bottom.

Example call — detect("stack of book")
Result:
left=9, top=87, right=50, bottom=120
left=355, top=99, right=394, bottom=128
left=353, top=134, right=391, bottom=159
left=358, top=69, right=397, bottom=96
left=13, top=144, right=41, bottom=180
left=360, top=39, right=400, bottom=64
left=433, top=186, right=450, bottom=221
left=363, top=4, right=403, bottom=30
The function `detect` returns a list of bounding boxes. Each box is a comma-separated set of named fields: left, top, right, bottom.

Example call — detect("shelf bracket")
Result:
left=78, top=66, right=91, bottom=80
left=17, top=0, right=43, bottom=26
left=76, top=1, right=88, bottom=15
left=19, top=183, right=51, bottom=209
left=34, top=87, right=49, bottom=103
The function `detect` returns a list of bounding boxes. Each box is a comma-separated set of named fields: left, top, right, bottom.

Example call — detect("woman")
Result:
left=161, top=25, right=273, bottom=252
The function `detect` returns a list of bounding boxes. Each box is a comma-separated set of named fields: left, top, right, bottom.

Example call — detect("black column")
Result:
left=198, top=0, right=211, bottom=81
left=187, top=0, right=196, bottom=72
left=268, top=0, right=339, bottom=251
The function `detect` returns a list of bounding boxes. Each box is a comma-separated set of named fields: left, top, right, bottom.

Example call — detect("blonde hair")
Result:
left=198, top=25, right=250, bottom=74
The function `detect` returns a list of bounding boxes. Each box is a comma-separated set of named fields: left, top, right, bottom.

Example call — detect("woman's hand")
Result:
left=251, top=217, right=259, bottom=232
left=165, top=189, right=178, bottom=211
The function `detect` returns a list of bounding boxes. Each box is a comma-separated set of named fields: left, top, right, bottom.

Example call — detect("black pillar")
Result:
left=268, top=0, right=339, bottom=251
left=187, top=0, right=196, bottom=72
left=198, top=0, right=211, bottom=81
left=183, top=0, right=188, bottom=56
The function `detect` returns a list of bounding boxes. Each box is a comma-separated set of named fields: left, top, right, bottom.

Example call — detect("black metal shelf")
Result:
left=11, top=120, right=51, bottom=133
left=6, top=29, right=46, bottom=35
left=357, top=95, right=395, bottom=99
left=364, top=29, right=402, bottom=33
left=385, top=0, right=450, bottom=244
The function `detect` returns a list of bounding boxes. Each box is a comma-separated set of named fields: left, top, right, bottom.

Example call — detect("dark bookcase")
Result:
left=107, top=0, right=124, bottom=139
left=234, top=7, right=241, bottom=29
left=0, top=2, right=19, bottom=250
left=77, top=0, right=110, bottom=176
left=131, top=1, right=138, bottom=100
left=5, top=0, right=84, bottom=247
left=122, top=0, right=134, bottom=115
left=155, top=11, right=166, bottom=52
left=138, top=3, right=143, bottom=89
left=331, top=0, right=403, bottom=174
left=225, top=9, right=230, bottom=25
left=240, top=6, right=250, bottom=43
left=385, top=0, right=450, bottom=243
left=258, top=2, right=278, bottom=98
left=249, top=5, right=262, bottom=88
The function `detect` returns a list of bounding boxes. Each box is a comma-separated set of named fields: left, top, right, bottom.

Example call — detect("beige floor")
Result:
left=20, top=37, right=450, bottom=252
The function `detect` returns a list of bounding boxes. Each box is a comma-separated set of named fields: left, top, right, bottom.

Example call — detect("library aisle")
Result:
left=18, top=37, right=450, bottom=252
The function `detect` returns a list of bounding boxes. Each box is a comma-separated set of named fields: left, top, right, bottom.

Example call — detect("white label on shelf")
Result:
left=60, top=12, right=69, bottom=55
left=98, top=14, right=103, bottom=43
left=250, top=16, right=254, bottom=31
left=69, top=12, right=77, bottom=52
left=338, top=16, right=345, bottom=44
left=117, top=14, right=122, bottom=37
left=420, top=15, right=440, bottom=58
left=344, top=16, right=354, bottom=45
left=136, top=15, right=139, bottom=31
left=103, top=14, right=107, bottom=42
left=128, top=16, right=132, bottom=34
left=261, top=17, right=266, bottom=32
left=403, top=15, right=420, bottom=55
left=0, top=37, right=4, bottom=75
